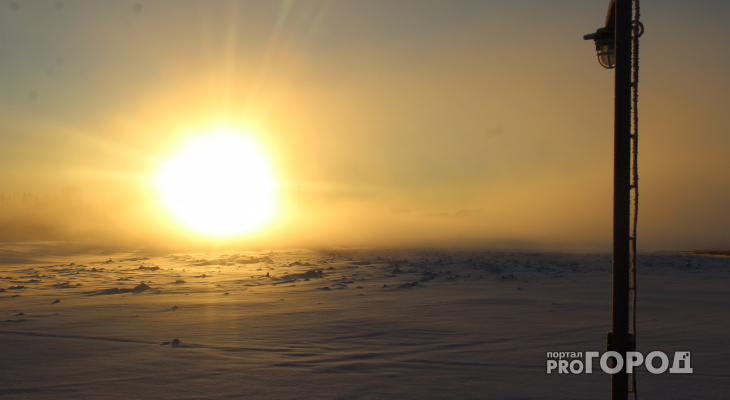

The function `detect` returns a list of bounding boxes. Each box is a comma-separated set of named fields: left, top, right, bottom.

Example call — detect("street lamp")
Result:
left=583, top=1, right=640, bottom=399
left=584, top=27, right=616, bottom=69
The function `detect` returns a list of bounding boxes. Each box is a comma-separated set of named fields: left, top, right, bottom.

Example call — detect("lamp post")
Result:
left=584, top=1, right=633, bottom=399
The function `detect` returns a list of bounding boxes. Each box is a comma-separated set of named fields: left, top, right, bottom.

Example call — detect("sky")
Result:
left=1, top=0, right=729, bottom=251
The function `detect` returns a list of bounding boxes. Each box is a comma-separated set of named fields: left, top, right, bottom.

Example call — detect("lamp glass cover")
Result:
left=597, top=43, right=616, bottom=69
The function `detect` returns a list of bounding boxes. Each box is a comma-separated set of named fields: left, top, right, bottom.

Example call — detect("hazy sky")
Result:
left=1, top=0, right=729, bottom=250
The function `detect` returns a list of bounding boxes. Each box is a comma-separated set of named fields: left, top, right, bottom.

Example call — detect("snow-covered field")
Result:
left=1, top=242, right=728, bottom=399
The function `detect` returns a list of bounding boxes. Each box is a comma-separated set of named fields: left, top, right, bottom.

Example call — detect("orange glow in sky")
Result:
left=1, top=1, right=729, bottom=250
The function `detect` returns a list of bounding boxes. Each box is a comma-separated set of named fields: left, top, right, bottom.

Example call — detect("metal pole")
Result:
left=612, top=0, right=632, bottom=399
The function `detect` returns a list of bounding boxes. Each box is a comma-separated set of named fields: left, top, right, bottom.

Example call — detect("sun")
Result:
left=155, top=129, right=277, bottom=237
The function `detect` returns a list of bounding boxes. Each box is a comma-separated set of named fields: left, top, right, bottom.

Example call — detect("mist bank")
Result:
left=3, top=187, right=724, bottom=253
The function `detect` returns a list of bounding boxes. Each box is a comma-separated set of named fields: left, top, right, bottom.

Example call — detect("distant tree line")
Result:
left=0, top=188, right=144, bottom=242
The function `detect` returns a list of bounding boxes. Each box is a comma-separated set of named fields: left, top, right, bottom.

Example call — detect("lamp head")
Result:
left=584, top=27, right=616, bottom=69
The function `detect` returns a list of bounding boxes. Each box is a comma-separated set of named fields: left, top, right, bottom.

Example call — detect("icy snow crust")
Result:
left=1, top=243, right=728, bottom=399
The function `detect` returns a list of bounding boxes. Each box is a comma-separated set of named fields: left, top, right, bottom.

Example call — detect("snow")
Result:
left=1, top=242, right=728, bottom=399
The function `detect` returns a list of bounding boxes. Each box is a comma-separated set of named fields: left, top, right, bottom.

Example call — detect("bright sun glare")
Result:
left=155, top=129, right=277, bottom=237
